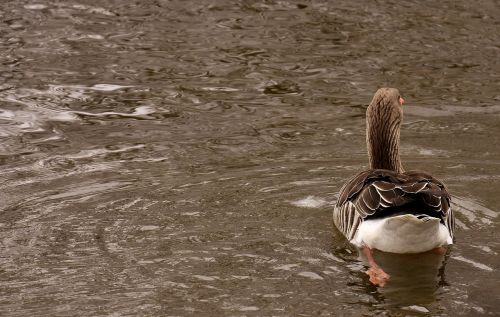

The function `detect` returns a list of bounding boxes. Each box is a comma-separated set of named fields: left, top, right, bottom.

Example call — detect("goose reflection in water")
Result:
left=359, top=249, right=449, bottom=306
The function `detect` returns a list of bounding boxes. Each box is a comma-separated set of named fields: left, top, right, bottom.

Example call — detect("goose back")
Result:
left=334, top=169, right=455, bottom=242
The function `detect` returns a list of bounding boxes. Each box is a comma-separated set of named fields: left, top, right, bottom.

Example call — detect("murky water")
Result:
left=1, top=0, right=499, bottom=316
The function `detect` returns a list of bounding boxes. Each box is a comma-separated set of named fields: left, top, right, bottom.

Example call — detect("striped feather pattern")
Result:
left=333, top=169, right=455, bottom=241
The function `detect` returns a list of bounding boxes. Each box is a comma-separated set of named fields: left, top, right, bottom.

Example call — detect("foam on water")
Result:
left=290, top=196, right=328, bottom=208
left=451, top=255, right=494, bottom=272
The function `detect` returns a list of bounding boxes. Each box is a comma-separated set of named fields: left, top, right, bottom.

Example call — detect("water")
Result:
left=1, top=0, right=499, bottom=316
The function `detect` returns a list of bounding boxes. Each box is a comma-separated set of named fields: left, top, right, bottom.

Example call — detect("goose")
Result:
left=333, top=88, right=455, bottom=286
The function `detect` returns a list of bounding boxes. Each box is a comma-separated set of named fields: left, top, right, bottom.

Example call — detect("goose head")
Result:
left=366, top=88, right=405, bottom=173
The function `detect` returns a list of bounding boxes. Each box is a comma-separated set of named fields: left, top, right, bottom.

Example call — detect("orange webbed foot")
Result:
left=362, top=246, right=390, bottom=287
left=366, top=266, right=390, bottom=287
left=431, top=246, right=446, bottom=255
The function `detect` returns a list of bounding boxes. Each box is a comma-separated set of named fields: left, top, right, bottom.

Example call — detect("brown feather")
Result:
left=372, top=181, right=396, bottom=191
left=400, top=181, right=429, bottom=193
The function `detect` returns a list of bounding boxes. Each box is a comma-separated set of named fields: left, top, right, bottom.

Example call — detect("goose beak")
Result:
left=399, top=97, right=405, bottom=106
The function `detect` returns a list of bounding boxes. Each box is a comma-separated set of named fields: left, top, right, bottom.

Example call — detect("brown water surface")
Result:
left=0, top=1, right=499, bottom=316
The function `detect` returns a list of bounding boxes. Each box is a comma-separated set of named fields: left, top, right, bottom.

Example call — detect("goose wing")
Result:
left=404, top=170, right=455, bottom=239
left=334, top=169, right=454, bottom=241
